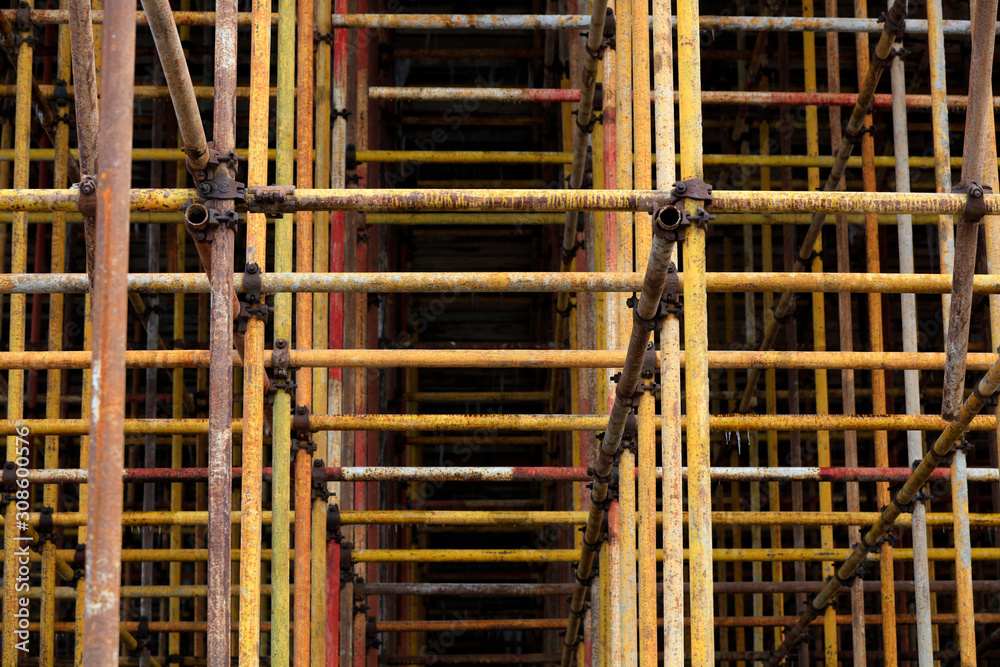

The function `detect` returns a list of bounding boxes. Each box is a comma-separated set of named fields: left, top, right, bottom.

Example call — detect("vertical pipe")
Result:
left=239, top=0, right=271, bottom=660
left=40, top=11, right=69, bottom=666
left=328, top=6, right=347, bottom=592
left=759, top=122, right=784, bottom=655
left=295, top=0, right=316, bottom=658
left=207, top=0, right=239, bottom=659
left=270, top=0, right=294, bottom=659
left=630, top=1, right=653, bottom=663
left=1, top=8, right=31, bottom=661
left=607, top=501, right=622, bottom=666
left=887, top=3, right=933, bottom=663
left=169, top=220, right=186, bottom=659
left=823, top=1, right=866, bottom=659
left=925, top=0, right=953, bottom=661
left=311, top=0, right=332, bottom=657
left=652, top=0, right=680, bottom=664
left=80, top=0, right=134, bottom=660
left=311, top=492, right=328, bottom=666
left=676, top=0, right=712, bottom=663
left=853, top=3, right=896, bottom=663
left=980, top=16, right=1000, bottom=664
left=925, top=0, right=954, bottom=332
left=613, top=0, right=635, bottom=658
left=327, top=539, right=341, bottom=665
left=799, top=2, right=835, bottom=662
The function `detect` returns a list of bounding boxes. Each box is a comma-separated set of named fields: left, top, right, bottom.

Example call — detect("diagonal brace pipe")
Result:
left=765, top=350, right=1000, bottom=665
left=738, top=0, right=906, bottom=413
left=558, top=208, right=680, bottom=667
left=139, top=0, right=209, bottom=173
left=940, top=0, right=999, bottom=420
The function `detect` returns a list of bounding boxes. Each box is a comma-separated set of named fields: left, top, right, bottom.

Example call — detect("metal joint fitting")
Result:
left=290, top=438, right=318, bottom=457
left=191, top=145, right=245, bottom=201
left=953, top=438, right=974, bottom=454
left=184, top=205, right=240, bottom=243
left=843, top=125, right=877, bottom=146
left=641, top=342, right=657, bottom=379
left=582, top=8, right=616, bottom=60
left=877, top=4, right=907, bottom=40
left=76, top=175, right=98, bottom=219
left=585, top=465, right=613, bottom=486
left=246, top=184, right=295, bottom=218
left=267, top=338, right=299, bottom=400
left=327, top=503, right=343, bottom=541
left=36, top=506, right=56, bottom=545
left=972, top=382, right=999, bottom=408
left=561, top=238, right=586, bottom=264
left=574, top=110, right=602, bottom=134
left=292, top=404, right=312, bottom=442
left=365, top=618, right=381, bottom=649
left=311, top=459, right=331, bottom=500
left=953, top=180, right=993, bottom=223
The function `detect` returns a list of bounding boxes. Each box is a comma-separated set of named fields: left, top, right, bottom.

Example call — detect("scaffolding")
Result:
left=1, top=0, right=1000, bottom=665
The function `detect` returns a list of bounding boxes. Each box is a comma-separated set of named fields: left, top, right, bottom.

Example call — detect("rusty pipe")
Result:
left=560, top=218, right=676, bottom=666
left=766, top=352, right=1000, bottom=665
left=81, top=0, right=136, bottom=660
left=66, top=0, right=98, bottom=286
left=940, top=0, right=999, bottom=420
left=737, top=0, right=906, bottom=413
left=139, top=0, right=209, bottom=172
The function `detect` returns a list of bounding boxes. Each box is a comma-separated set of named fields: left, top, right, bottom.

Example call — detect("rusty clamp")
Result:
left=247, top=185, right=296, bottom=218
left=190, top=143, right=245, bottom=202
left=649, top=178, right=715, bottom=243
left=581, top=7, right=616, bottom=60
left=267, top=338, right=299, bottom=400
left=76, top=175, right=98, bottom=219
left=953, top=181, right=993, bottom=224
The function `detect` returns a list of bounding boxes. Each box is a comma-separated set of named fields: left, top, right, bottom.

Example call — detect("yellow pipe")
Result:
left=1, top=6, right=31, bottom=663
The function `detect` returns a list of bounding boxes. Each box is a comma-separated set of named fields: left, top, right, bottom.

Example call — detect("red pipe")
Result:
left=327, top=538, right=341, bottom=665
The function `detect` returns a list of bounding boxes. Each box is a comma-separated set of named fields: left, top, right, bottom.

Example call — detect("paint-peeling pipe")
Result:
left=139, top=0, right=209, bottom=171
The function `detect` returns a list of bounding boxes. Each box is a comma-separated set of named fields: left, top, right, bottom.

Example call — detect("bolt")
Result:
left=297, top=406, right=307, bottom=414
left=80, top=181, right=95, bottom=195
left=198, top=182, right=212, bottom=196
left=276, top=339, right=287, bottom=348
left=673, top=181, right=687, bottom=194
left=314, top=460, right=323, bottom=468
left=970, top=184, right=984, bottom=198
left=246, top=263, right=259, bottom=274
left=195, top=232, right=206, bottom=242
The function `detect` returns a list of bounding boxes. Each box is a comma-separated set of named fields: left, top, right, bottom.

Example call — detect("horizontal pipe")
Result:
left=22, top=465, right=1000, bottom=484
left=326, top=13, right=992, bottom=35
left=7, top=547, right=1000, bottom=563
left=4, top=270, right=1000, bottom=295
left=2, top=412, right=1000, bottom=435
left=0, top=9, right=991, bottom=34
left=364, top=580, right=1000, bottom=596
left=7, top=509, right=1000, bottom=528
left=20, top=579, right=1000, bottom=599
left=1, top=348, right=999, bottom=372
left=0, top=188, right=994, bottom=214
left=3, top=84, right=996, bottom=110
left=367, top=87, right=999, bottom=110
